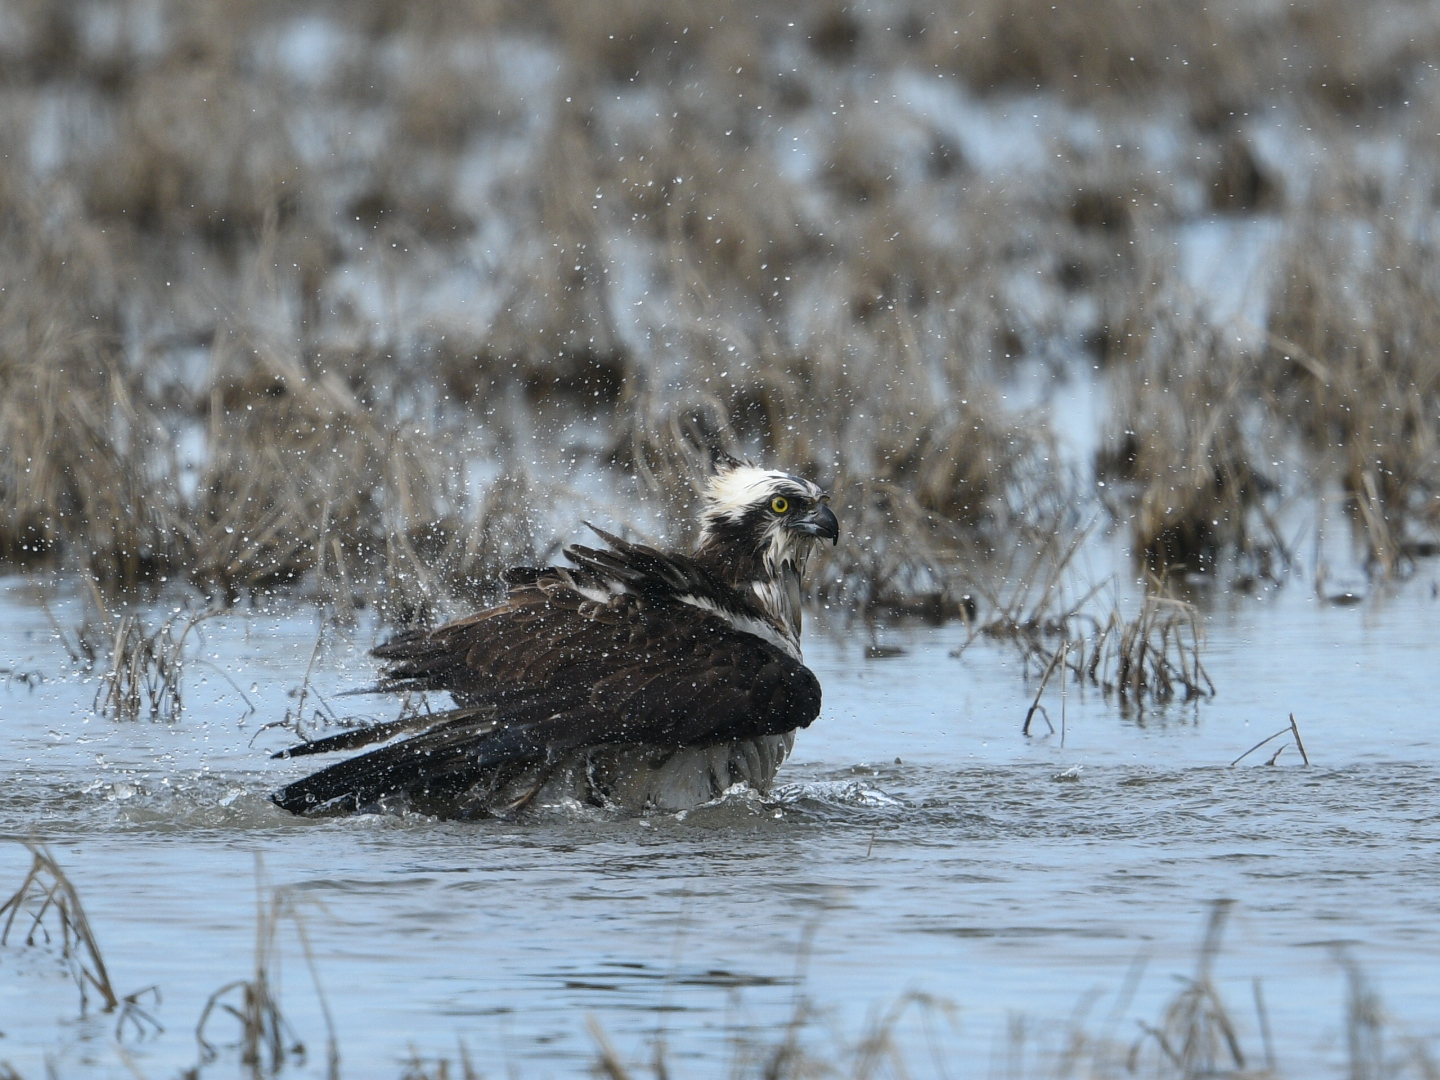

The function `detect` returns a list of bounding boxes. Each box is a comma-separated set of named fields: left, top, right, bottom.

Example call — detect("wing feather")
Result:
left=272, top=542, right=820, bottom=816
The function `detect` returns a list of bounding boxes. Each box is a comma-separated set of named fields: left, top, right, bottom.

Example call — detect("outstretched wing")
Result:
left=271, top=565, right=820, bottom=815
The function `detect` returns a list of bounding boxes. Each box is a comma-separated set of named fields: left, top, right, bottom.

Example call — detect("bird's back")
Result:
left=272, top=536, right=820, bottom=817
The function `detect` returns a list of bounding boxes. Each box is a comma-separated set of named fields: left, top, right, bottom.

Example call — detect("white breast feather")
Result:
left=676, top=593, right=802, bottom=661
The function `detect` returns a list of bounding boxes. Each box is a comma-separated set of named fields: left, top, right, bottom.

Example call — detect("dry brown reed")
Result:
left=0, top=188, right=179, bottom=586
left=0, top=0, right=1435, bottom=630
left=1328, top=948, right=1440, bottom=1080
left=92, top=605, right=230, bottom=722
left=1009, top=588, right=1215, bottom=728
left=1135, top=901, right=1253, bottom=1076
left=0, top=841, right=119, bottom=1014
left=0, top=840, right=161, bottom=1040
left=586, top=989, right=958, bottom=1080
left=927, top=0, right=1245, bottom=107
left=95, top=610, right=187, bottom=722
left=923, top=0, right=1440, bottom=121
left=1267, top=207, right=1440, bottom=576
left=421, top=929, right=1440, bottom=1080
left=1086, top=593, right=1215, bottom=705
left=1232, top=714, right=1311, bottom=768
left=194, top=858, right=338, bottom=1080
left=4, top=840, right=1435, bottom=1080
left=399, top=1044, right=482, bottom=1080
left=967, top=524, right=1214, bottom=716
left=971, top=519, right=1099, bottom=648
left=991, top=901, right=1284, bottom=1079
left=1098, top=294, right=1286, bottom=580
left=578, top=902, right=1440, bottom=1080
left=0, top=0, right=1091, bottom=622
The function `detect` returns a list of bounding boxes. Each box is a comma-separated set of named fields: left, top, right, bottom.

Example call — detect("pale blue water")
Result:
left=3, top=564, right=1440, bottom=1077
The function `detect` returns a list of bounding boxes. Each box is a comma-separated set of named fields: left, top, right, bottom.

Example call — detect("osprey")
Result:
left=271, top=462, right=839, bottom=817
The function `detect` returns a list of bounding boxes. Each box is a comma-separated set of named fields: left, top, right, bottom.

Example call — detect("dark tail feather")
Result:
left=271, top=720, right=543, bottom=816
left=370, top=628, right=469, bottom=693
left=270, top=707, right=495, bottom=760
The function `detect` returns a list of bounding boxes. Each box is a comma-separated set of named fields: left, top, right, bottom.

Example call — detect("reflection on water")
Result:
left=2, top=569, right=1440, bottom=1075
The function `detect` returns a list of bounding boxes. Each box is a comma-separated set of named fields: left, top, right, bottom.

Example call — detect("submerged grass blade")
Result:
left=0, top=841, right=119, bottom=1014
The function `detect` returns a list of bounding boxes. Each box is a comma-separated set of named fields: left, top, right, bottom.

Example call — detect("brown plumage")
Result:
left=271, top=464, right=837, bottom=817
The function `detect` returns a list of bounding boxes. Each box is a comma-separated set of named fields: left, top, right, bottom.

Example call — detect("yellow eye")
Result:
left=770, top=496, right=789, bottom=514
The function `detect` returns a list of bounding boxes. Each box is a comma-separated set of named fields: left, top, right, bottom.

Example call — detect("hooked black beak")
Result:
left=794, top=502, right=839, bottom=545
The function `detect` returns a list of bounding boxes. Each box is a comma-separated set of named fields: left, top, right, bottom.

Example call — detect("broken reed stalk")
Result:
left=38, top=575, right=112, bottom=671
left=588, top=1017, right=635, bottom=1080
left=0, top=840, right=118, bottom=1013
left=195, top=856, right=338, bottom=1080
left=1231, top=713, right=1310, bottom=767
left=1008, top=584, right=1215, bottom=720
left=0, top=841, right=161, bottom=1041
left=1357, top=471, right=1399, bottom=579
left=588, top=981, right=956, bottom=1080
left=1288, top=712, right=1310, bottom=765
left=1252, top=977, right=1277, bottom=1073
left=1334, top=946, right=1387, bottom=1080
left=1021, top=644, right=1063, bottom=735
left=1060, top=638, right=1068, bottom=747
left=283, top=624, right=349, bottom=739
left=94, top=607, right=220, bottom=722
left=1135, top=900, right=1249, bottom=1076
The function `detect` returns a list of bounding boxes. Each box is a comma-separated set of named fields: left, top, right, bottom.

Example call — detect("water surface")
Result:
left=2, top=569, right=1439, bottom=1076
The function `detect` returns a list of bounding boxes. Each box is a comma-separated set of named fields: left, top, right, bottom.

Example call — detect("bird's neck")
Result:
left=750, top=562, right=804, bottom=645
left=692, top=544, right=806, bottom=646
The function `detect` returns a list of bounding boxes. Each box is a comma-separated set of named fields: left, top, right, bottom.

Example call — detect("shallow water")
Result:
left=3, top=564, right=1440, bottom=1078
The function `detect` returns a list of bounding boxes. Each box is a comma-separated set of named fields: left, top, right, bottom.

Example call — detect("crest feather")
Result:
left=702, top=466, right=794, bottom=523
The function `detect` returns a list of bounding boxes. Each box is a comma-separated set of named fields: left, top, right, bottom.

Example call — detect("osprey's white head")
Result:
left=694, top=461, right=838, bottom=643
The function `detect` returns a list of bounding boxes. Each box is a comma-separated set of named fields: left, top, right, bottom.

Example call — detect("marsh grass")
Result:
left=398, top=1044, right=481, bottom=1080
left=955, top=497, right=1213, bottom=713
left=1086, top=593, right=1214, bottom=705
left=1012, top=589, right=1214, bottom=733
left=1266, top=208, right=1440, bottom=576
left=41, top=576, right=112, bottom=672
left=0, top=841, right=160, bottom=1040
left=0, top=841, right=118, bottom=1014
left=587, top=986, right=961, bottom=1080
left=0, top=267, right=179, bottom=587
left=994, top=902, right=1278, bottom=1079
left=1097, top=297, right=1287, bottom=581
left=0, top=0, right=1438, bottom=631
left=1134, top=902, right=1257, bottom=1077
left=0, top=0, right=1086, bottom=621
left=923, top=0, right=1440, bottom=121
left=93, top=607, right=221, bottom=723
left=4, top=846, right=1437, bottom=1079
left=193, top=858, right=338, bottom=1080
left=42, top=579, right=259, bottom=723
left=580, top=900, right=1434, bottom=1080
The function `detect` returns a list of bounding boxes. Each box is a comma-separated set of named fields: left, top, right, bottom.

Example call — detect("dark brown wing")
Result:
left=271, top=575, right=820, bottom=815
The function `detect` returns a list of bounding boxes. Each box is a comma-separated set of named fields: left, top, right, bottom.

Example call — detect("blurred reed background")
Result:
left=0, top=0, right=1437, bottom=625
